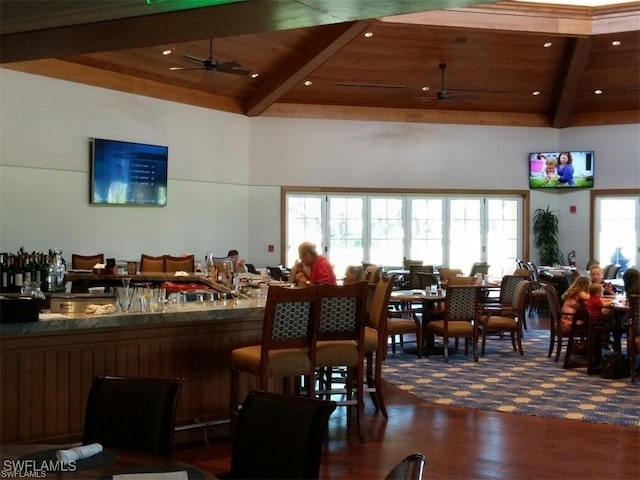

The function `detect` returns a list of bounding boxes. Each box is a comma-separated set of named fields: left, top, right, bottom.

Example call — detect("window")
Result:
left=285, top=189, right=525, bottom=278
left=592, top=191, right=640, bottom=273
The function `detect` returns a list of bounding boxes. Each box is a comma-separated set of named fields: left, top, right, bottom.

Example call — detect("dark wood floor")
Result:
left=173, top=314, right=640, bottom=479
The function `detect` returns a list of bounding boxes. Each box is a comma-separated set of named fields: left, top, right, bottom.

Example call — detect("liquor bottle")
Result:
left=14, top=253, right=23, bottom=291
left=0, top=253, right=6, bottom=293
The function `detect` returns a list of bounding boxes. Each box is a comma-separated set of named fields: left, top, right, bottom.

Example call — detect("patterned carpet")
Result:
left=382, top=330, right=640, bottom=427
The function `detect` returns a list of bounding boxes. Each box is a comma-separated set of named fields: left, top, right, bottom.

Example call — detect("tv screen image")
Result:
left=90, top=138, right=168, bottom=205
left=529, top=151, right=594, bottom=189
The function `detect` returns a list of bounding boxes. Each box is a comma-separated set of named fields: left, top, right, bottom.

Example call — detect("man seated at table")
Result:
left=289, top=241, right=336, bottom=287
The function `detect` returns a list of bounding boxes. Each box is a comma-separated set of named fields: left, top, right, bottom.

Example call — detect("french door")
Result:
left=285, top=192, right=524, bottom=278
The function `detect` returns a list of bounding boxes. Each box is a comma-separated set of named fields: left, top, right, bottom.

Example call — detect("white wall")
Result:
left=1, top=69, right=638, bottom=269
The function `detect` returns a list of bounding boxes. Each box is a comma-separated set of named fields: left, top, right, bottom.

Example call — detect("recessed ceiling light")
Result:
left=543, top=42, right=552, bottom=48
left=421, top=86, right=430, bottom=92
left=611, top=40, right=621, bottom=46
left=364, top=32, right=373, bottom=38
left=250, top=73, right=259, bottom=79
left=594, top=89, right=603, bottom=94
left=162, top=48, right=173, bottom=56
left=532, top=90, right=541, bottom=96
left=304, top=80, right=313, bottom=86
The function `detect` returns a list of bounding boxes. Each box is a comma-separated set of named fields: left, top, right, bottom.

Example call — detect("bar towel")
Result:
left=56, top=443, right=103, bottom=464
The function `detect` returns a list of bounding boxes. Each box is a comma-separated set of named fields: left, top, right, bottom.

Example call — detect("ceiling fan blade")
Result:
left=336, top=82, right=405, bottom=89
left=169, top=66, right=205, bottom=71
left=184, top=54, right=207, bottom=64
left=447, top=87, right=509, bottom=94
left=216, top=61, right=251, bottom=75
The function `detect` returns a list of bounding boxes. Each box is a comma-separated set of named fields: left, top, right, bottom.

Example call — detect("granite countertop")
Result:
left=0, top=298, right=265, bottom=336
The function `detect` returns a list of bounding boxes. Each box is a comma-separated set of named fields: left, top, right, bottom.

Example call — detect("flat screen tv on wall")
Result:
left=529, top=151, right=594, bottom=189
left=90, top=138, right=168, bottom=205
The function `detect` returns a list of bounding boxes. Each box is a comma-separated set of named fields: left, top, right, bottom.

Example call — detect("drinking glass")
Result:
left=116, top=287, right=133, bottom=313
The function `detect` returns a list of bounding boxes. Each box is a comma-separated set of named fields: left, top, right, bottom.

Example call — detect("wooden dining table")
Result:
left=0, top=444, right=213, bottom=479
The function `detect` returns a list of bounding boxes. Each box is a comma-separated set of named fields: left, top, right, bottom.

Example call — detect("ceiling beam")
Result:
left=0, top=0, right=496, bottom=65
left=244, top=20, right=372, bottom=116
left=552, top=36, right=593, bottom=128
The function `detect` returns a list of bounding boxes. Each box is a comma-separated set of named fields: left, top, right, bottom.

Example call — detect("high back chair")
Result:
left=628, top=295, right=640, bottom=383
left=544, top=284, right=571, bottom=362
left=469, top=262, right=490, bottom=277
left=408, top=265, right=434, bottom=289
left=343, top=265, right=364, bottom=284
left=363, top=274, right=395, bottom=418
left=71, top=253, right=105, bottom=270
left=314, top=281, right=368, bottom=443
left=363, top=265, right=382, bottom=284
left=478, top=280, right=529, bottom=356
left=230, top=285, right=320, bottom=418
left=403, top=258, right=423, bottom=269
left=140, top=254, right=165, bottom=273
left=438, top=268, right=464, bottom=283
left=83, top=375, right=184, bottom=457
left=228, top=391, right=336, bottom=480
left=164, top=254, right=195, bottom=274
left=425, top=286, right=479, bottom=363
left=563, top=308, right=611, bottom=374
left=446, top=276, right=474, bottom=286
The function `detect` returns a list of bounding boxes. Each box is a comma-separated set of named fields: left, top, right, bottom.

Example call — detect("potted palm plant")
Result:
left=533, top=206, right=562, bottom=265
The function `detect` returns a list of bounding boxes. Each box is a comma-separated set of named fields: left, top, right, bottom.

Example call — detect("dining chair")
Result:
left=544, top=284, right=574, bottom=362
left=226, top=390, right=336, bottom=480
left=628, top=294, right=640, bottom=383
left=482, top=274, right=528, bottom=315
left=83, top=375, right=184, bottom=457
left=408, top=265, right=434, bottom=289
left=140, top=254, right=165, bottom=273
left=385, top=453, right=427, bottom=480
left=446, top=276, right=474, bottom=286
left=314, top=281, right=368, bottom=443
left=478, top=280, right=529, bottom=356
left=363, top=265, right=382, bottom=284
left=469, top=262, right=490, bottom=277
left=230, top=285, right=320, bottom=420
left=403, top=258, right=423, bottom=269
left=343, top=265, right=364, bottom=284
left=387, top=297, right=424, bottom=358
left=526, top=261, right=549, bottom=315
left=71, top=253, right=105, bottom=270
left=164, top=254, right=195, bottom=274
left=363, top=273, right=395, bottom=418
left=563, top=308, right=611, bottom=374
left=438, top=268, right=463, bottom=283
left=425, top=285, right=479, bottom=363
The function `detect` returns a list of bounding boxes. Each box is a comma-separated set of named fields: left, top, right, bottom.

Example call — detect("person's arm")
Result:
left=558, top=165, right=574, bottom=184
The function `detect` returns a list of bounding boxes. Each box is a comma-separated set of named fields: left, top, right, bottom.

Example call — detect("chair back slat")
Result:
left=500, top=275, right=527, bottom=304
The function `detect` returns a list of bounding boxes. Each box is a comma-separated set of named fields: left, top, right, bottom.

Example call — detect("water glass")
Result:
left=116, top=287, right=133, bottom=313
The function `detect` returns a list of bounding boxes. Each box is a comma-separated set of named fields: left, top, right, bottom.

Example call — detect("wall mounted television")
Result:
left=90, top=138, right=168, bottom=205
left=529, top=151, right=594, bottom=189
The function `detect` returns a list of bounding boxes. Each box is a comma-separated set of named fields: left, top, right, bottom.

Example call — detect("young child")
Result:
left=587, top=282, right=604, bottom=315
left=543, top=157, right=558, bottom=183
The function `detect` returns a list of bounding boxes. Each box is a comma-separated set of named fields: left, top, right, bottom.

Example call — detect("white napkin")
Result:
left=56, top=443, right=103, bottom=464
left=112, top=472, right=188, bottom=480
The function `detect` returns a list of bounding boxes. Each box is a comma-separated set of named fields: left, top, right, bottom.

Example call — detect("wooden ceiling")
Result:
left=1, top=1, right=639, bottom=128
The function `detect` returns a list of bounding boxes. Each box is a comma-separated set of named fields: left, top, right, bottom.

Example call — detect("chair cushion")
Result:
left=315, top=340, right=358, bottom=367
left=426, top=320, right=474, bottom=336
left=481, top=315, right=517, bottom=329
left=387, top=318, right=417, bottom=335
left=231, top=345, right=311, bottom=377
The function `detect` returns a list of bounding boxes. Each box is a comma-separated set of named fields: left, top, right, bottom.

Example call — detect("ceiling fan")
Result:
left=169, top=38, right=251, bottom=76
left=418, top=63, right=507, bottom=102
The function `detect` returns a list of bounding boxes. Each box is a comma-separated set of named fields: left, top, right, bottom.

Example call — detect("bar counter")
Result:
left=0, top=299, right=265, bottom=445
